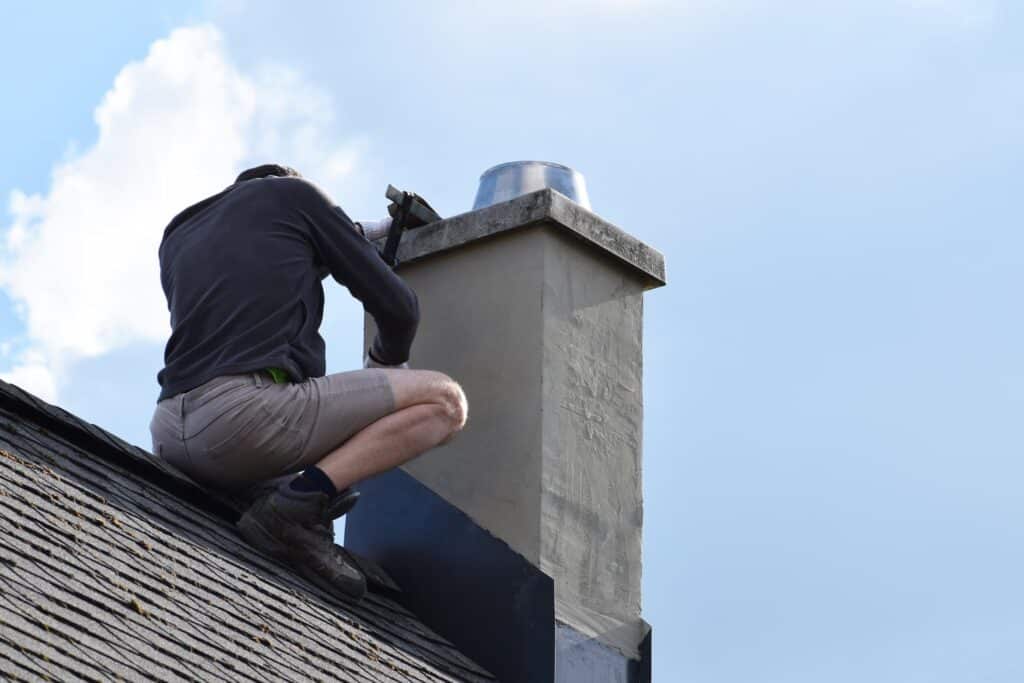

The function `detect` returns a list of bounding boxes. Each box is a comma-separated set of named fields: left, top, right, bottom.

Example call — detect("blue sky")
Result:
left=2, top=1, right=1022, bottom=680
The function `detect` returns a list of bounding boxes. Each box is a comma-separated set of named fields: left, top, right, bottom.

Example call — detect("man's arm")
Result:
left=354, top=217, right=392, bottom=242
left=282, top=178, right=419, bottom=366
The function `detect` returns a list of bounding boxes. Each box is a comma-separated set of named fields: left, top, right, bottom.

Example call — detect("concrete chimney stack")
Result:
left=346, top=189, right=665, bottom=683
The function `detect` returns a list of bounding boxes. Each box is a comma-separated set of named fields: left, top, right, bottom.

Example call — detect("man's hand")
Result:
left=386, top=192, right=440, bottom=229
left=364, top=352, right=409, bottom=370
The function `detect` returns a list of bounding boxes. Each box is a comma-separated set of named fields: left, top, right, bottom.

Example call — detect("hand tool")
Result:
left=380, top=184, right=442, bottom=267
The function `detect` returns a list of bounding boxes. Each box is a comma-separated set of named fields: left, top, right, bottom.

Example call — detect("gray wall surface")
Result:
left=367, top=228, right=547, bottom=564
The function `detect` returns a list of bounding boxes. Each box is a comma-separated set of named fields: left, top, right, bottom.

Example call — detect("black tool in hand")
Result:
left=381, top=185, right=442, bottom=267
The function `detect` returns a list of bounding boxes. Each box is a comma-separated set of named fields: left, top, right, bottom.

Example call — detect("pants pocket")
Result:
left=192, top=399, right=271, bottom=460
left=150, top=399, right=193, bottom=475
left=188, top=406, right=307, bottom=488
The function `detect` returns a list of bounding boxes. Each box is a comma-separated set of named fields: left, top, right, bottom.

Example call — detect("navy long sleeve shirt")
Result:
left=155, top=176, right=419, bottom=402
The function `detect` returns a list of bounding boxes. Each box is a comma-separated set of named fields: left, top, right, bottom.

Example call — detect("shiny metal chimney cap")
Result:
left=472, top=160, right=591, bottom=211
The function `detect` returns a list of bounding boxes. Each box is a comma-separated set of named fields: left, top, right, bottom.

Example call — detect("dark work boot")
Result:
left=237, top=485, right=366, bottom=601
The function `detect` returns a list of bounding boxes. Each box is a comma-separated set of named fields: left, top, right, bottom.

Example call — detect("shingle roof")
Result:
left=0, top=379, right=495, bottom=683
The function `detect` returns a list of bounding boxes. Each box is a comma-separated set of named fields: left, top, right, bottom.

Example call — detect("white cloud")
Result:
left=0, top=350, right=57, bottom=404
left=0, top=24, right=363, bottom=402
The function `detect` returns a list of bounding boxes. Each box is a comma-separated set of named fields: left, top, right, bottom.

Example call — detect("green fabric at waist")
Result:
left=266, top=367, right=291, bottom=384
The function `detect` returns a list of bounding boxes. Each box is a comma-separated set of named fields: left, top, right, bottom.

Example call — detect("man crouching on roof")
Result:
left=148, top=164, right=467, bottom=601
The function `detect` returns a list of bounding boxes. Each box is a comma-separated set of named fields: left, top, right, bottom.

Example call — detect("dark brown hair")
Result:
left=235, top=164, right=301, bottom=183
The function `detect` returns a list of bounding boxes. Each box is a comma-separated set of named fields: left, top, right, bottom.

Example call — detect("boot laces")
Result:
left=311, top=518, right=336, bottom=544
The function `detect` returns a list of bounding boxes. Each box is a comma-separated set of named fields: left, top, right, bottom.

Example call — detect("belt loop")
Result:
left=254, top=372, right=263, bottom=388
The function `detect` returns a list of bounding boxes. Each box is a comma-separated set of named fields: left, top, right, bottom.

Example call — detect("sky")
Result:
left=1, top=1, right=1022, bottom=680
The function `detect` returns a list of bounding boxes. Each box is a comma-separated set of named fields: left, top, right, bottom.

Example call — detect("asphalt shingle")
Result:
left=0, top=379, right=495, bottom=683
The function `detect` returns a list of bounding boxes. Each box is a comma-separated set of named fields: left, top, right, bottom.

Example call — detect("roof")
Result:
left=0, top=378, right=495, bottom=682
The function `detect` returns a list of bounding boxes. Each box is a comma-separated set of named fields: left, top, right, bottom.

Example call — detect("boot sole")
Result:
left=296, top=563, right=366, bottom=602
left=238, top=510, right=366, bottom=601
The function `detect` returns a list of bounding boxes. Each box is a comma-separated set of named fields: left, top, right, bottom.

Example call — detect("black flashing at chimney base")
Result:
left=347, top=468, right=652, bottom=683
left=346, top=467, right=554, bottom=683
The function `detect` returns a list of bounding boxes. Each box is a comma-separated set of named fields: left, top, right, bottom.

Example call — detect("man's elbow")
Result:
left=379, top=292, right=419, bottom=351
left=396, top=290, right=420, bottom=336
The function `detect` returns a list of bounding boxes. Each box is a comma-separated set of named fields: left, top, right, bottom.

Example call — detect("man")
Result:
left=149, top=164, right=468, bottom=601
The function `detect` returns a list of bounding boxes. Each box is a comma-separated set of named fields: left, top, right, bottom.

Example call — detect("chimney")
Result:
left=346, top=188, right=665, bottom=683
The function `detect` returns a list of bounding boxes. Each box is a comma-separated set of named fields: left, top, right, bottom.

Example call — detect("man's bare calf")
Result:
left=317, top=369, right=468, bottom=492
left=236, top=370, right=466, bottom=600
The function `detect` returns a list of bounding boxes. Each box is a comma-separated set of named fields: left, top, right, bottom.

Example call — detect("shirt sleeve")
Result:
left=280, top=178, right=419, bottom=366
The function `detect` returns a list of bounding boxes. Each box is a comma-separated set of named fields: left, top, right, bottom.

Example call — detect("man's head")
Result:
left=235, top=164, right=302, bottom=183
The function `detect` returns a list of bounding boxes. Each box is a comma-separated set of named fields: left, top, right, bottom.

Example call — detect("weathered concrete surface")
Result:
left=362, top=197, right=665, bottom=662
left=540, top=227, right=645, bottom=648
left=389, top=189, right=665, bottom=289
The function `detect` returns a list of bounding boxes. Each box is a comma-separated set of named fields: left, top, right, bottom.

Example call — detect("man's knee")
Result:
left=383, top=368, right=468, bottom=437
left=426, top=378, right=467, bottom=447
left=438, top=380, right=468, bottom=434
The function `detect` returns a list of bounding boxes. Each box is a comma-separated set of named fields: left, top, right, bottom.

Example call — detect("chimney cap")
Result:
left=478, top=160, right=575, bottom=177
left=473, top=161, right=591, bottom=211
left=381, top=188, right=666, bottom=289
